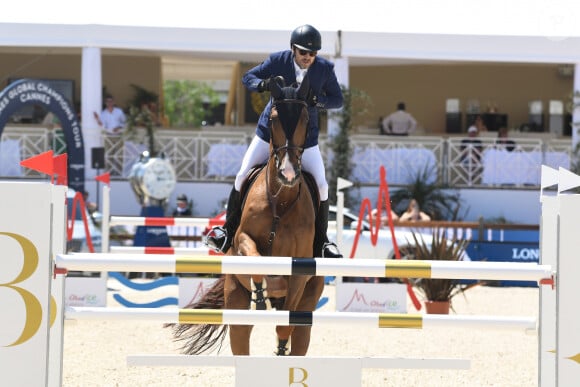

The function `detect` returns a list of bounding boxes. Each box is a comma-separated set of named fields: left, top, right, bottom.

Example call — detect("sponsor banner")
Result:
left=178, top=277, right=220, bottom=307
left=0, top=182, right=56, bottom=386
left=65, top=277, right=108, bottom=307
left=336, top=281, right=407, bottom=313
left=466, top=241, right=540, bottom=287
left=0, top=80, right=85, bottom=191
left=236, top=357, right=360, bottom=387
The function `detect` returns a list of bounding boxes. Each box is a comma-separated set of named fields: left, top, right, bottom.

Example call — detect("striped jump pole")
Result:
left=109, top=246, right=216, bottom=255
left=101, top=185, right=224, bottom=253
left=65, top=307, right=537, bottom=331
left=109, top=216, right=213, bottom=227
left=56, top=254, right=553, bottom=282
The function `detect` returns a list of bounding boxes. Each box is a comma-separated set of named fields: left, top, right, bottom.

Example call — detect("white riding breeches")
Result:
left=234, top=136, right=329, bottom=201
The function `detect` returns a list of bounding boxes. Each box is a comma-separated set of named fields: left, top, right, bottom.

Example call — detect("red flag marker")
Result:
left=95, top=172, right=110, bottom=185
left=20, top=150, right=54, bottom=176
left=53, top=153, right=68, bottom=186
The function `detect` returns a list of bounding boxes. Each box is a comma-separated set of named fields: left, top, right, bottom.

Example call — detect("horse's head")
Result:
left=268, top=76, right=310, bottom=187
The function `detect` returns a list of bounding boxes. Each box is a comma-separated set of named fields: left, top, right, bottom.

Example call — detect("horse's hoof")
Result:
left=275, top=348, right=289, bottom=356
left=275, top=339, right=289, bottom=356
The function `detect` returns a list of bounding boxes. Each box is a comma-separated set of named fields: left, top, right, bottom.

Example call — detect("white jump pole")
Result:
left=56, top=254, right=553, bottom=282
left=127, top=354, right=471, bottom=370
left=65, top=307, right=537, bottom=331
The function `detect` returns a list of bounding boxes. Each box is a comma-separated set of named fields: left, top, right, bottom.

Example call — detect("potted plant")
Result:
left=409, top=228, right=480, bottom=314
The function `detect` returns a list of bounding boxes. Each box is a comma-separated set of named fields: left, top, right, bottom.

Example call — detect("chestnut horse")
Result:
left=169, top=76, right=324, bottom=356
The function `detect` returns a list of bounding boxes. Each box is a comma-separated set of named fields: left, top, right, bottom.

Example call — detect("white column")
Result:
left=327, top=56, right=349, bottom=138
left=81, top=47, right=103, bottom=180
left=572, top=63, right=580, bottom=149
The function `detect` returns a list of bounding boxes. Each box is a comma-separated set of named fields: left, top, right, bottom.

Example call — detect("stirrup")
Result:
left=204, top=226, right=228, bottom=253
left=322, top=242, right=343, bottom=258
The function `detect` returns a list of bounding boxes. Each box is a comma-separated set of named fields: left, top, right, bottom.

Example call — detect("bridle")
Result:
left=269, top=98, right=308, bottom=165
left=264, top=97, right=309, bottom=254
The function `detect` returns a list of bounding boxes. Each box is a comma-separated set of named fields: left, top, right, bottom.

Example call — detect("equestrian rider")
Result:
left=205, top=24, right=344, bottom=258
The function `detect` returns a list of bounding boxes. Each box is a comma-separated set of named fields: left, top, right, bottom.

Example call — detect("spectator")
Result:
left=496, top=126, right=516, bottom=152
left=381, top=102, right=417, bottom=136
left=42, top=112, right=61, bottom=130
left=366, top=207, right=399, bottom=228
left=93, top=94, right=126, bottom=134
left=82, top=191, right=97, bottom=215
left=467, top=114, right=487, bottom=133
left=399, top=199, right=431, bottom=221
left=172, top=194, right=192, bottom=217
left=461, top=118, right=484, bottom=185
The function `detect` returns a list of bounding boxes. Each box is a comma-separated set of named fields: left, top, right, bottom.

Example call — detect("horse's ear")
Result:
left=270, top=78, right=283, bottom=99
left=298, top=75, right=310, bottom=100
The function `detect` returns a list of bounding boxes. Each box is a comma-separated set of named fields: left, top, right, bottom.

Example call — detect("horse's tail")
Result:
left=165, top=276, right=228, bottom=355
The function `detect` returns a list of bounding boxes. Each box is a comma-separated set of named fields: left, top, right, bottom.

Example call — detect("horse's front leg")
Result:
left=236, top=232, right=271, bottom=310
left=273, top=275, right=311, bottom=355
left=225, top=275, right=253, bottom=355
left=287, top=276, right=325, bottom=356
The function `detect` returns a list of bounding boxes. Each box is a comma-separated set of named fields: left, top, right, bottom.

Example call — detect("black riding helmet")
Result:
left=290, top=24, right=321, bottom=52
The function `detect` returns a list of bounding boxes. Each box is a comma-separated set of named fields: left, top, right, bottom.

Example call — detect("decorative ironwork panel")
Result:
left=155, top=133, right=198, bottom=181
left=447, top=137, right=548, bottom=187
left=1, top=125, right=573, bottom=190
left=347, top=136, right=445, bottom=185
left=199, top=131, right=251, bottom=181
left=1, top=127, right=49, bottom=177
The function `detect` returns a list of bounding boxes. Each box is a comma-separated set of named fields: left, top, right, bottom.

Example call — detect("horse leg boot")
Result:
left=314, top=200, right=343, bottom=258
left=205, top=187, right=242, bottom=253
left=250, top=277, right=272, bottom=310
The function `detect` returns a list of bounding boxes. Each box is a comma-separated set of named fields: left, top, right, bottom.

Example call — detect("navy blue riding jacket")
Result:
left=242, top=50, right=343, bottom=148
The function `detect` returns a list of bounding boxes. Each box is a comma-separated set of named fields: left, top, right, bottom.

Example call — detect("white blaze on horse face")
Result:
left=281, top=152, right=296, bottom=183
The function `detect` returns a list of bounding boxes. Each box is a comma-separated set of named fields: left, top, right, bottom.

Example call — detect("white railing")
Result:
left=0, top=125, right=573, bottom=188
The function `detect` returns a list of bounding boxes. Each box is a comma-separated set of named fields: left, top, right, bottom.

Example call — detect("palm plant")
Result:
left=410, top=229, right=480, bottom=304
left=390, top=166, right=465, bottom=220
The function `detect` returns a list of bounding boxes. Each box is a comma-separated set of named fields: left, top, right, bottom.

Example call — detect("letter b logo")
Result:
left=289, top=367, right=308, bottom=386
left=0, top=232, right=43, bottom=347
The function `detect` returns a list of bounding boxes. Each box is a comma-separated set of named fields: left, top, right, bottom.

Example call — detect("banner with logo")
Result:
left=0, top=182, right=64, bottom=386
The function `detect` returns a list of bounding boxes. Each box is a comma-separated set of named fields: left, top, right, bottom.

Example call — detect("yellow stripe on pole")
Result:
left=385, top=260, right=432, bottom=279
left=178, top=309, right=224, bottom=324
left=378, top=313, right=423, bottom=328
left=175, top=256, right=222, bottom=274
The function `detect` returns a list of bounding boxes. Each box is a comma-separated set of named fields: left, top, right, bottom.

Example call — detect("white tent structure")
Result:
left=2, top=0, right=580, bottom=174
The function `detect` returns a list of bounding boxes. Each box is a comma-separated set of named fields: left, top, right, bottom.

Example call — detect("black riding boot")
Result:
left=314, top=200, right=343, bottom=258
left=205, top=187, right=242, bottom=253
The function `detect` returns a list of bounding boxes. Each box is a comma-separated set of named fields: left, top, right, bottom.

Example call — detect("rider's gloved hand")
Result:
left=258, top=76, right=284, bottom=92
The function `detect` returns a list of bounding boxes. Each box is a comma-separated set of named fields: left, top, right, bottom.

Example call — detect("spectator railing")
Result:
left=0, top=125, right=572, bottom=188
